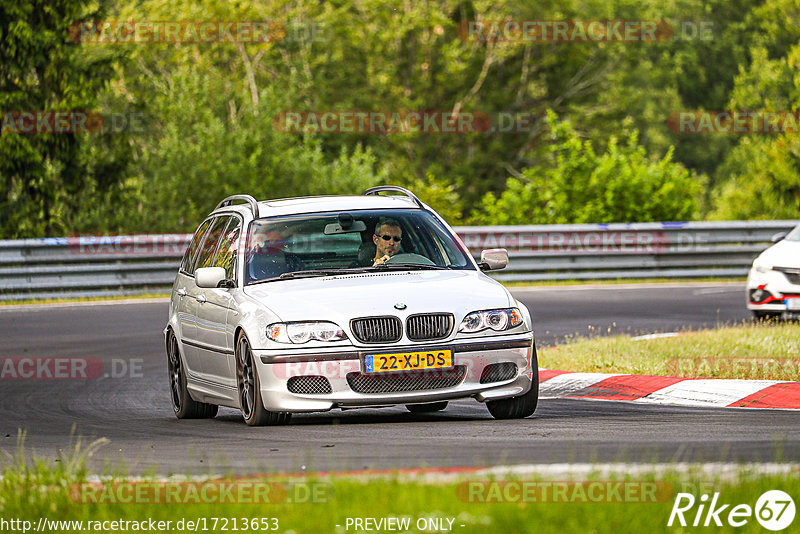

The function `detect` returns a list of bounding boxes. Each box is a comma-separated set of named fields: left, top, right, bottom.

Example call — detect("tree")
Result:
left=0, top=0, right=126, bottom=237
left=709, top=42, right=800, bottom=219
left=470, top=111, right=703, bottom=224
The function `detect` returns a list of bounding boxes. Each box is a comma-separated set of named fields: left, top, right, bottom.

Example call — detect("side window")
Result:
left=212, top=217, right=241, bottom=280
left=180, top=218, right=213, bottom=274
left=195, top=217, right=230, bottom=272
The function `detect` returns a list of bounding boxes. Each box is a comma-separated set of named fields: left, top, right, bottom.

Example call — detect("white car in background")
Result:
left=747, top=223, right=800, bottom=319
left=164, top=186, right=538, bottom=426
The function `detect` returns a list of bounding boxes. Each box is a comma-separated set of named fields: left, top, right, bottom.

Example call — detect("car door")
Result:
left=195, top=216, right=241, bottom=387
left=183, top=216, right=229, bottom=379
left=175, top=217, right=213, bottom=377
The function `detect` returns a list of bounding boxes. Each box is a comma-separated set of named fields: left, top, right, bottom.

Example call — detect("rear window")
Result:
left=195, top=217, right=230, bottom=271
left=180, top=218, right=213, bottom=274
left=211, top=217, right=241, bottom=280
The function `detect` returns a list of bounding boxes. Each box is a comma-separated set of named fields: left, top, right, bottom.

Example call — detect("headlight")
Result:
left=458, top=308, right=523, bottom=333
left=266, top=322, right=348, bottom=344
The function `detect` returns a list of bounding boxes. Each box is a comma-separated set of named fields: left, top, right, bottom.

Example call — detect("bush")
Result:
left=470, top=112, right=703, bottom=225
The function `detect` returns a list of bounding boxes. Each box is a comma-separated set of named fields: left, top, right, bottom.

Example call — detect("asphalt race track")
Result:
left=2, top=282, right=799, bottom=474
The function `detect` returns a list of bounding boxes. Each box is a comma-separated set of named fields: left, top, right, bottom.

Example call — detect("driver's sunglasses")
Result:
left=379, top=234, right=402, bottom=242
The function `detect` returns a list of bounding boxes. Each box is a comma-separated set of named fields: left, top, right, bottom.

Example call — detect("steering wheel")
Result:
left=385, top=253, right=436, bottom=266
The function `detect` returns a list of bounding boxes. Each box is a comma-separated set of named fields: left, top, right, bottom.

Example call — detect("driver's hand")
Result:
left=373, top=255, right=390, bottom=266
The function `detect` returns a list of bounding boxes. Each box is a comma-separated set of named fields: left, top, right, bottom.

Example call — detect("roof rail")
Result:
left=362, top=186, right=423, bottom=208
left=215, top=194, right=260, bottom=218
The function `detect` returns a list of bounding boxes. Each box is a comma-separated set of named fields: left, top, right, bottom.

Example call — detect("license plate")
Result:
left=786, top=298, right=800, bottom=310
left=364, top=349, right=453, bottom=373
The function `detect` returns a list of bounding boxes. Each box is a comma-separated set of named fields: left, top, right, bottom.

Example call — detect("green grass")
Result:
left=499, top=277, right=745, bottom=288
left=0, top=292, right=170, bottom=306
left=1, top=439, right=799, bottom=533
left=0, top=278, right=744, bottom=306
left=539, top=321, right=800, bottom=380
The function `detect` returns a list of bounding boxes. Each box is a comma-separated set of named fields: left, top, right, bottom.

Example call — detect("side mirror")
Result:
left=771, top=232, right=788, bottom=243
left=479, top=248, right=509, bottom=271
left=195, top=267, right=230, bottom=288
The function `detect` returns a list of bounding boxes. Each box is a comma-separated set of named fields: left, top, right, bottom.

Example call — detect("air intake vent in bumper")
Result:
left=287, top=375, right=332, bottom=395
left=346, top=366, right=467, bottom=394
left=479, top=362, right=518, bottom=384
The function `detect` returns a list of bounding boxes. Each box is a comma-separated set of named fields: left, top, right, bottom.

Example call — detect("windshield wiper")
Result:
left=366, top=263, right=451, bottom=271
left=248, top=268, right=369, bottom=285
left=278, top=268, right=370, bottom=279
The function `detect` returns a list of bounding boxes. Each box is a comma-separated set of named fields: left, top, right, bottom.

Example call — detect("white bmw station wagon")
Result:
left=165, top=186, right=538, bottom=425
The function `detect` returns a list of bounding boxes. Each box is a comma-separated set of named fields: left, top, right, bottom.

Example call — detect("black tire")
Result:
left=166, top=330, right=218, bottom=419
left=406, top=401, right=448, bottom=413
left=236, top=333, right=291, bottom=426
left=486, top=347, right=539, bottom=420
left=753, top=311, right=781, bottom=322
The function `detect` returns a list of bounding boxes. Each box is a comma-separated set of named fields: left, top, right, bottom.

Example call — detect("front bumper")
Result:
left=746, top=267, right=800, bottom=313
left=252, top=335, right=535, bottom=412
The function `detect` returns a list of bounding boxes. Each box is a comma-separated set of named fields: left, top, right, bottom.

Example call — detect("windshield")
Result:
left=245, top=209, right=474, bottom=284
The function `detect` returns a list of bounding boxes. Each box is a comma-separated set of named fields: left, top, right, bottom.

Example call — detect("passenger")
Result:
left=247, top=227, right=300, bottom=281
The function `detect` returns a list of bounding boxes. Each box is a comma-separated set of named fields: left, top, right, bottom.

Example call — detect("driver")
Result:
left=372, top=218, right=402, bottom=266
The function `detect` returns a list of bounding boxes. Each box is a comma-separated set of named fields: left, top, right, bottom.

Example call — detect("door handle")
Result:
left=176, top=288, right=187, bottom=297
left=196, top=294, right=207, bottom=304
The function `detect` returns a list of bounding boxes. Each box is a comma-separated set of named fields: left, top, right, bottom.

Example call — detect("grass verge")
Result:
left=0, top=279, right=744, bottom=306
left=499, top=277, right=745, bottom=288
left=1, top=439, right=799, bottom=534
left=0, top=292, right=170, bottom=306
left=539, top=321, right=800, bottom=380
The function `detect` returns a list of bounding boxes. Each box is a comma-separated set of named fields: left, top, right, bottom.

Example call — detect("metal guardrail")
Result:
left=0, top=221, right=796, bottom=300
left=457, top=220, right=799, bottom=282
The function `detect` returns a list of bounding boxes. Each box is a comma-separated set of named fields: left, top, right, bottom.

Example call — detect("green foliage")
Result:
left=3, top=0, right=800, bottom=237
left=709, top=39, right=800, bottom=219
left=120, top=80, right=388, bottom=232
left=710, top=136, right=800, bottom=220
left=400, top=174, right=464, bottom=224
left=471, top=112, right=702, bottom=225
left=0, top=0, right=128, bottom=238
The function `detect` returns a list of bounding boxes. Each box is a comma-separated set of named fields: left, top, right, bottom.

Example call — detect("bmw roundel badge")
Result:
left=394, top=303, right=407, bottom=310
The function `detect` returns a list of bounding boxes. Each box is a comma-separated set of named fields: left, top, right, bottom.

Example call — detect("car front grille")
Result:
left=350, top=316, right=402, bottom=344
left=346, top=366, right=467, bottom=394
left=479, top=362, right=518, bottom=384
left=287, top=375, right=332, bottom=395
left=775, top=267, right=800, bottom=285
left=406, top=313, right=454, bottom=341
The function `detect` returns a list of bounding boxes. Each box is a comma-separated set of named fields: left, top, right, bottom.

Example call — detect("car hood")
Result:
left=242, top=270, right=514, bottom=323
left=756, top=239, right=800, bottom=269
